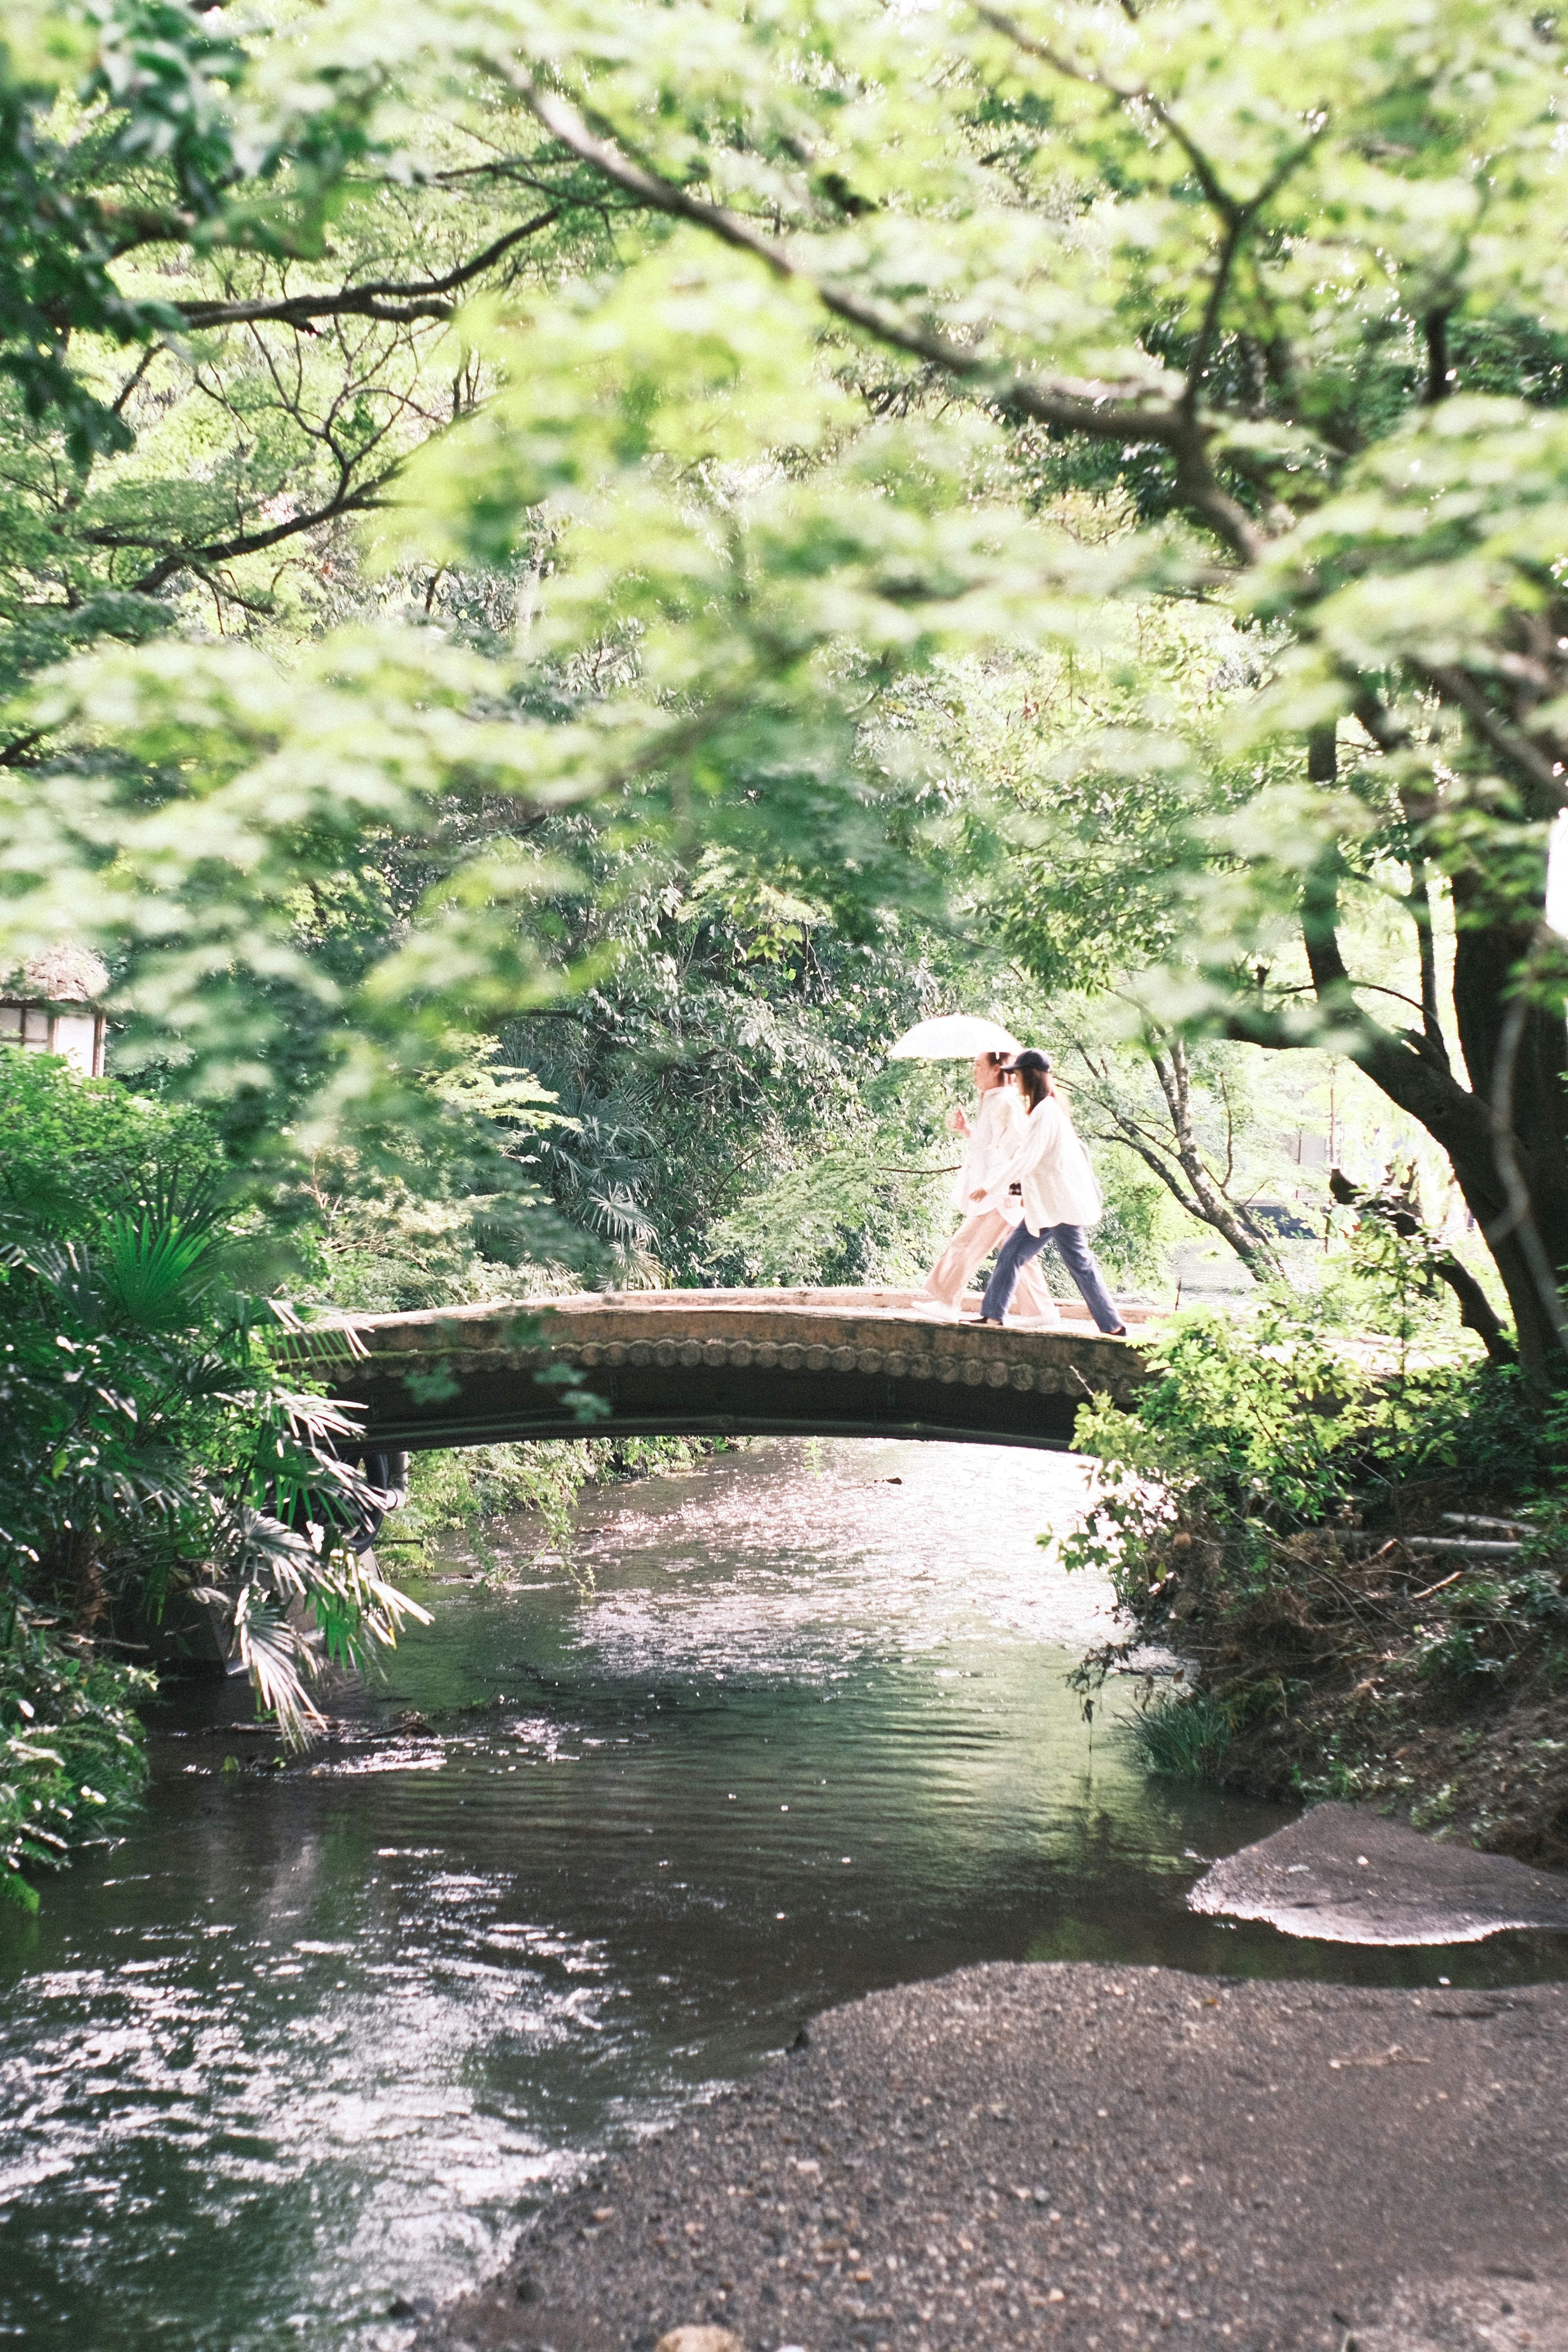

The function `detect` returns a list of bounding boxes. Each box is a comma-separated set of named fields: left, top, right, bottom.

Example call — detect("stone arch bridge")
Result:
left=309, top=1288, right=1151, bottom=1455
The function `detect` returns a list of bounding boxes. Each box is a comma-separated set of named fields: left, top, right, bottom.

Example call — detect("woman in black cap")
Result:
left=969, top=1049, right=1127, bottom=1334
left=912, top=1048, right=1059, bottom=1321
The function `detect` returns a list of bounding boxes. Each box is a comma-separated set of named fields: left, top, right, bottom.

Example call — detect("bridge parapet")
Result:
left=316, top=1288, right=1150, bottom=1454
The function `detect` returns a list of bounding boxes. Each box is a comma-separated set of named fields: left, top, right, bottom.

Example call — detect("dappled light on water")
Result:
left=2, top=1438, right=1562, bottom=2352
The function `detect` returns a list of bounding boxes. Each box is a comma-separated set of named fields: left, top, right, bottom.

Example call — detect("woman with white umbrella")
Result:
left=971, top=1049, right=1126, bottom=1334
left=889, top=1017, right=1057, bottom=1322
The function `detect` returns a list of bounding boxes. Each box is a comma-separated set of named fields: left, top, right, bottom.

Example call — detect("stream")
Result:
left=2, top=1435, right=1563, bottom=2352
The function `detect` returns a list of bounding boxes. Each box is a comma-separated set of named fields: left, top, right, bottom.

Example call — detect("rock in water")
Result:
left=1189, top=1801, right=1568, bottom=1944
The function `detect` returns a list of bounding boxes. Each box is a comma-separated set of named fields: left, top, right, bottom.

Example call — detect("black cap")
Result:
left=1007, top=1048, right=1052, bottom=1074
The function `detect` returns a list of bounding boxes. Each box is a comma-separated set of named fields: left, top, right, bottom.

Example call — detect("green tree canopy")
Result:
left=4, top=0, right=1568, bottom=1366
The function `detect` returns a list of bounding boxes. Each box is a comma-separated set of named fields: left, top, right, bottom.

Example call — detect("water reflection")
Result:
left=0, top=1437, right=1561, bottom=2352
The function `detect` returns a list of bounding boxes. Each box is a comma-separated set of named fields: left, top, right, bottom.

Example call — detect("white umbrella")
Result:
left=886, top=1014, right=1024, bottom=1060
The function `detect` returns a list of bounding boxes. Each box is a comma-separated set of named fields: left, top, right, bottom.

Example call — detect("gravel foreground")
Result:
left=421, top=1961, right=1568, bottom=2352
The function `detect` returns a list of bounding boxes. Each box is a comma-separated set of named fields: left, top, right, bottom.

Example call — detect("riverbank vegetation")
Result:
left=4, top=0, right=1568, bottom=1886
left=0, top=1054, right=439, bottom=1902
left=401, top=1433, right=725, bottom=1564
left=1065, top=1259, right=1568, bottom=1856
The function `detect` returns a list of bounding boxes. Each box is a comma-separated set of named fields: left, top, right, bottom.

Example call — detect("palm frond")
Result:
left=261, top=1300, right=370, bottom=1372
left=229, top=1585, right=325, bottom=1746
left=100, top=1198, right=229, bottom=1331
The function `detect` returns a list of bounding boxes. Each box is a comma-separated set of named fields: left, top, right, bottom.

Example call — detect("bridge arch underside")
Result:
left=326, top=1294, right=1147, bottom=1456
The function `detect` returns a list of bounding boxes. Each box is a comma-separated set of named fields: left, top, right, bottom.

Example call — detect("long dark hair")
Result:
left=1009, top=1048, right=1056, bottom=1111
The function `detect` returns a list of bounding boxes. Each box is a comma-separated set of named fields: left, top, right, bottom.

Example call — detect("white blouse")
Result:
left=975, top=1093, right=1103, bottom=1233
left=953, top=1085, right=1025, bottom=1214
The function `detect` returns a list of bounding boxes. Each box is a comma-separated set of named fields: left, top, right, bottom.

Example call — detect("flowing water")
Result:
left=2, top=1437, right=1564, bottom=2352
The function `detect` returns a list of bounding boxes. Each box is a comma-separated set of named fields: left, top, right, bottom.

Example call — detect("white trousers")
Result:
left=920, top=1208, right=1059, bottom=1319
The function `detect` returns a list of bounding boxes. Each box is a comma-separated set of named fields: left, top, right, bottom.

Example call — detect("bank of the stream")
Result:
left=1126, top=1518, right=1568, bottom=1863
left=1066, top=1308, right=1568, bottom=1861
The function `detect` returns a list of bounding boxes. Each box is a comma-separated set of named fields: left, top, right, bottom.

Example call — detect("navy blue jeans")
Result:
left=980, top=1221, right=1123, bottom=1332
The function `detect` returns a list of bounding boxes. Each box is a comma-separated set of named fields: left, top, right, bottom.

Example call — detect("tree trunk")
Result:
left=1442, top=889, right=1568, bottom=1383
left=67, top=1526, right=107, bottom=1637
left=1233, top=920, right=1568, bottom=1381
left=1333, top=1020, right=1568, bottom=1388
left=1282, top=776, right=1568, bottom=1388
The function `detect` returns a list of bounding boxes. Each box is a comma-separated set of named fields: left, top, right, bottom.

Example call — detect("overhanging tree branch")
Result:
left=173, top=211, right=564, bottom=332
left=974, top=4, right=1327, bottom=434
left=111, top=473, right=401, bottom=596
left=508, top=76, right=1266, bottom=560
left=973, top=4, right=1240, bottom=217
